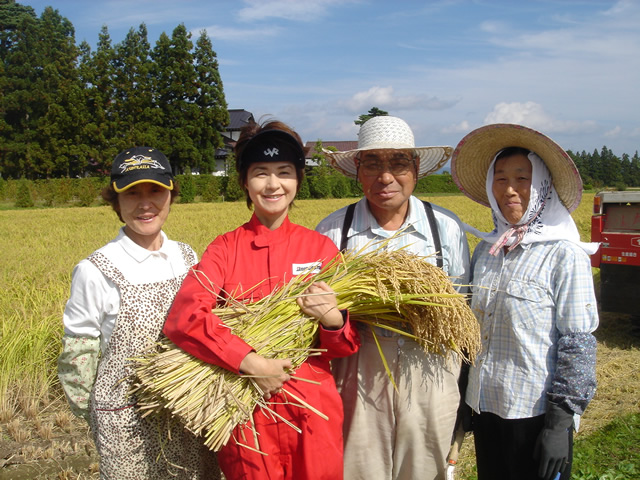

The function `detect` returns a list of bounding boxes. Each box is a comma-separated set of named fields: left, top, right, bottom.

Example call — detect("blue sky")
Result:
left=23, top=0, right=640, bottom=161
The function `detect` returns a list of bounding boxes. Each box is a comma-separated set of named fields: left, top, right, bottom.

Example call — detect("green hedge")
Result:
left=0, top=173, right=461, bottom=208
left=416, top=173, right=460, bottom=194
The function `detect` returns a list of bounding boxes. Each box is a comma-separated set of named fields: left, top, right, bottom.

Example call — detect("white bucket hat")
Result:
left=324, top=116, right=453, bottom=179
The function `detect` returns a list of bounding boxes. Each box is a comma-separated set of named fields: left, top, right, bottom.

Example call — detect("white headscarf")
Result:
left=464, top=151, right=599, bottom=255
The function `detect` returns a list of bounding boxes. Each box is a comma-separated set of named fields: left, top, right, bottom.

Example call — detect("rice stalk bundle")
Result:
left=132, top=244, right=480, bottom=452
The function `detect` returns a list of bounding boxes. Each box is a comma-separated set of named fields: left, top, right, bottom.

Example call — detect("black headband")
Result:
left=238, top=130, right=305, bottom=171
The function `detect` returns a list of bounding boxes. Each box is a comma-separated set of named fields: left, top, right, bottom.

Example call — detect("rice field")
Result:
left=0, top=193, right=638, bottom=479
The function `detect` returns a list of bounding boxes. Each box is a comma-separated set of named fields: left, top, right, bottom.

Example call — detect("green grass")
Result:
left=572, top=413, right=639, bottom=480
left=455, top=413, right=640, bottom=480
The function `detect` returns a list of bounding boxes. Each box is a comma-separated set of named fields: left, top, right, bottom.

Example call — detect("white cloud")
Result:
left=479, top=20, right=505, bottom=34
left=604, top=126, right=640, bottom=142
left=481, top=1, right=640, bottom=61
left=338, top=86, right=456, bottom=114
left=604, top=126, right=622, bottom=138
left=441, top=120, right=471, bottom=134
left=236, top=0, right=346, bottom=22
left=483, top=102, right=598, bottom=135
left=199, top=25, right=281, bottom=42
left=483, top=101, right=550, bottom=127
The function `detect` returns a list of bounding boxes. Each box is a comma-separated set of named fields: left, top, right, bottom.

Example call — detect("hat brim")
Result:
left=451, top=124, right=582, bottom=212
left=113, top=177, right=174, bottom=193
left=325, top=145, right=453, bottom=179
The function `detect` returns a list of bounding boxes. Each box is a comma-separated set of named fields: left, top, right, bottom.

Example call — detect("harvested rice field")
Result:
left=1, top=195, right=638, bottom=479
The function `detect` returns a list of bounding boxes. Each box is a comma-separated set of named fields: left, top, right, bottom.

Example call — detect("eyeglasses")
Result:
left=358, top=157, right=415, bottom=177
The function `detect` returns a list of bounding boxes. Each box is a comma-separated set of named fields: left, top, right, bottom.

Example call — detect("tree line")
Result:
left=2, top=2, right=639, bottom=190
left=1, top=0, right=229, bottom=179
left=569, top=146, right=640, bottom=190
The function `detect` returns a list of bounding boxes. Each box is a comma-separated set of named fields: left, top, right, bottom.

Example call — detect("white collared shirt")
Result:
left=62, top=227, right=197, bottom=351
left=316, top=195, right=470, bottom=291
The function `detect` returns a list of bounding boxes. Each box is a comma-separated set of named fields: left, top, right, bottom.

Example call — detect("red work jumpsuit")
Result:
left=164, top=214, right=360, bottom=480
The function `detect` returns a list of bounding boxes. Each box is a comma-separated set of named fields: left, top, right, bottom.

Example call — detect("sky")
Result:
left=21, top=0, right=640, bottom=163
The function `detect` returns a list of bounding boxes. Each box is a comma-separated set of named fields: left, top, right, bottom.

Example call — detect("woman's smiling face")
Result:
left=118, top=182, right=171, bottom=249
left=492, top=153, right=532, bottom=224
left=245, top=161, right=298, bottom=229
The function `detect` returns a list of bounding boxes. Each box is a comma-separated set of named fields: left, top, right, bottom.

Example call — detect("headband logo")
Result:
left=264, top=147, right=279, bottom=158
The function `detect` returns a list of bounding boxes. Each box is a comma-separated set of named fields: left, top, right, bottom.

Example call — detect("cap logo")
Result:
left=119, top=154, right=166, bottom=173
left=264, top=147, right=279, bottom=158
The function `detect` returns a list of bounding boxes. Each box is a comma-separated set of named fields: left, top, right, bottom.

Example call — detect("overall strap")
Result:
left=340, top=202, right=358, bottom=252
left=422, top=201, right=443, bottom=268
left=87, top=251, right=129, bottom=289
left=340, top=200, right=443, bottom=268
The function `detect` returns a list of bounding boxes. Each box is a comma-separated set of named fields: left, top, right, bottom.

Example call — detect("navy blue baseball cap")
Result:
left=111, top=146, right=174, bottom=192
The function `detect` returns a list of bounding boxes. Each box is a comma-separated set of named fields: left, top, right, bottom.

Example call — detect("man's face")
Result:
left=357, top=148, right=418, bottom=220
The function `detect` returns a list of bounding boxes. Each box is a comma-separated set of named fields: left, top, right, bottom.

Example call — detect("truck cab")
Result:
left=591, top=191, right=640, bottom=315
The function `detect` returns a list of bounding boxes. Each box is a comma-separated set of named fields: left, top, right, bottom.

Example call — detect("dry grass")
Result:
left=453, top=308, right=640, bottom=478
left=582, top=312, right=640, bottom=435
left=1, top=193, right=637, bottom=479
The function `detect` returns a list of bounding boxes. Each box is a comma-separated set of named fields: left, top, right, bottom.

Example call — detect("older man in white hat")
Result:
left=316, top=116, right=470, bottom=480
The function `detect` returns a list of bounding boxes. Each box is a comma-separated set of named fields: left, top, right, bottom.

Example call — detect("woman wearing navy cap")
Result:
left=58, top=146, right=219, bottom=479
left=164, top=120, right=360, bottom=480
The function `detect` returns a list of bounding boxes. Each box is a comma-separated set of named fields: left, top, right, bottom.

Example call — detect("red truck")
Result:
left=590, top=191, right=640, bottom=315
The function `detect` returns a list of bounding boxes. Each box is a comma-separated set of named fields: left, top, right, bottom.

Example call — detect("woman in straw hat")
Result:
left=58, top=147, right=220, bottom=478
left=163, top=119, right=360, bottom=480
left=451, top=124, right=599, bottom=480
left=316, top=115, right=470, bottom=480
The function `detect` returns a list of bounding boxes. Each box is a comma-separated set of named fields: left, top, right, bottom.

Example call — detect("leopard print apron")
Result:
left=88, top=244, right=220, bottom=480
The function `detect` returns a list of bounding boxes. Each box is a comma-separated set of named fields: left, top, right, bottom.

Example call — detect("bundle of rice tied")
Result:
left=132, top=244, right=480, bottom=452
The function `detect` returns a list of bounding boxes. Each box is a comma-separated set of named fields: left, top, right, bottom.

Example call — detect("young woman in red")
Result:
left=164, top=120, right=360, bottom=480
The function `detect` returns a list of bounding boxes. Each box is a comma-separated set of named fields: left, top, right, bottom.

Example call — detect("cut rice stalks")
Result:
left=132, top=244, right=480, bottom=452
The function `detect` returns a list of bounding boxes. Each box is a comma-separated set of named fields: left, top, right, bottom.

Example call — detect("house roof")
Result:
left=304, top=140, right=358, bottom=158
left=228, top=109, right=254, bottom=130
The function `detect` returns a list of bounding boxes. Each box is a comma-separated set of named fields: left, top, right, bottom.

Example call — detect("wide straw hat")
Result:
left=325, top=116, right=452, bottom=179
left=451, top=123, right=583, bottom=212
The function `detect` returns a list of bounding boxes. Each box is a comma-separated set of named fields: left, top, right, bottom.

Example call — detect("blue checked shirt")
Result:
left=316, top=196, right=470, bottom=337
left=465, top=239, right=598, bottom=418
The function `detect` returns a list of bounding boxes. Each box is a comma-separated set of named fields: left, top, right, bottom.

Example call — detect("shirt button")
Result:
left=397, top=338, right=405, bottom=347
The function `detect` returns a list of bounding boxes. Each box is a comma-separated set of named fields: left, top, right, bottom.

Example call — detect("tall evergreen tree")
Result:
left=112, top=24, right=158, bottom=149
left=32, top=6, right=85, bottom=177
left=151, top=25, right=200, bottom=173
left=193, top=30, right=228, bottom=174
left=569, top=150, right=592, bottom=186
left=2, top=5, right=84, bottom=178
left=79, top=26, right=118, bottom=174
left=631, top=152, right=640, bottom=187
left=599, top=145, right=622, bottom=186
left=588, top=148, right=604, bottom=188
left=0, top=0, right=35, bottom=60
left=578, top=150, right=594, bottom=182
left=0, top=6, right=39, bottom=177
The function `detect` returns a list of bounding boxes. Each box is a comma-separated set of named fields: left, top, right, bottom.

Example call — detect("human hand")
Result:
left=533, top=403, right=573, bottom=480
left=239, top=352, right=292, bottom=400
left=296, top=281, right=344, bottom=329
left=455, top=400, right=473, bottom=433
